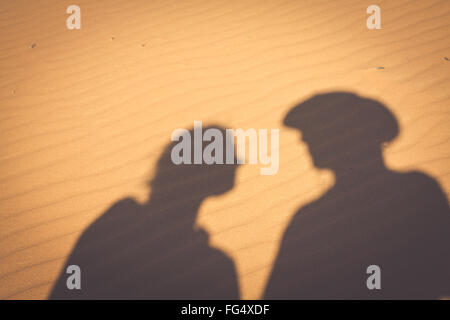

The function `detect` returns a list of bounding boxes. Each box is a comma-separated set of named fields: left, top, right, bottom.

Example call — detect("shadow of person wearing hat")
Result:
left=49, top=125, right=240, bottom=299
left=264, top=92, right=450, bottom=299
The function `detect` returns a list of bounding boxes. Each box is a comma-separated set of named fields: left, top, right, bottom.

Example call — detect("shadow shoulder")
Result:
left=196, top=228, right=238, bottom=271
left=290, top=190, right=333, bottom=217
left=103, top=197, right=142, bottom=217
left=71, top=197, right=143, bottom=250
left=48, top=197, right=143, bottom=299
left=88, top=197, right=143, bottom=225
left=395, top=170, right=449, bottom=204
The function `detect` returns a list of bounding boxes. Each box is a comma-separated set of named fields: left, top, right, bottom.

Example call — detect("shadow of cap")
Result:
left=283, top=91, right=399, bottom=144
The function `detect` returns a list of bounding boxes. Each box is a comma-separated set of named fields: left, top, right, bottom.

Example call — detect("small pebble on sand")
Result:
left=445, top=57, right=449, bottom=61
left=29, top=43, right=36, bottom=49
left=376, top=66, right=385, bottom=70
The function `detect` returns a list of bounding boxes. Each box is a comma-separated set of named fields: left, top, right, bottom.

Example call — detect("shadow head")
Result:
left=148, top=125, right=240, bottom=201
left=283, top=92, right=399, bottom=169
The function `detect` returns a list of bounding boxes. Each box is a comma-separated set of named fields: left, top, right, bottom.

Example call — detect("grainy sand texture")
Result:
left=0, top=0, right=449, bottom=299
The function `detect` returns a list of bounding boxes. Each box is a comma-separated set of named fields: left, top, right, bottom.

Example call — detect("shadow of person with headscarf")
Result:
left=264, top=92, right=450, bottom=299
left=50, top=125, right=240, bottom=299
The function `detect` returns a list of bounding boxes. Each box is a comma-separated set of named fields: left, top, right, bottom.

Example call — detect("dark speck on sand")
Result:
left=29, top=43, right=36, bottom=49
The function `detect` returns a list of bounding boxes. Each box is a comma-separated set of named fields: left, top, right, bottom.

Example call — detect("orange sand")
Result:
left=0, top=0, right=449, bottom=299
